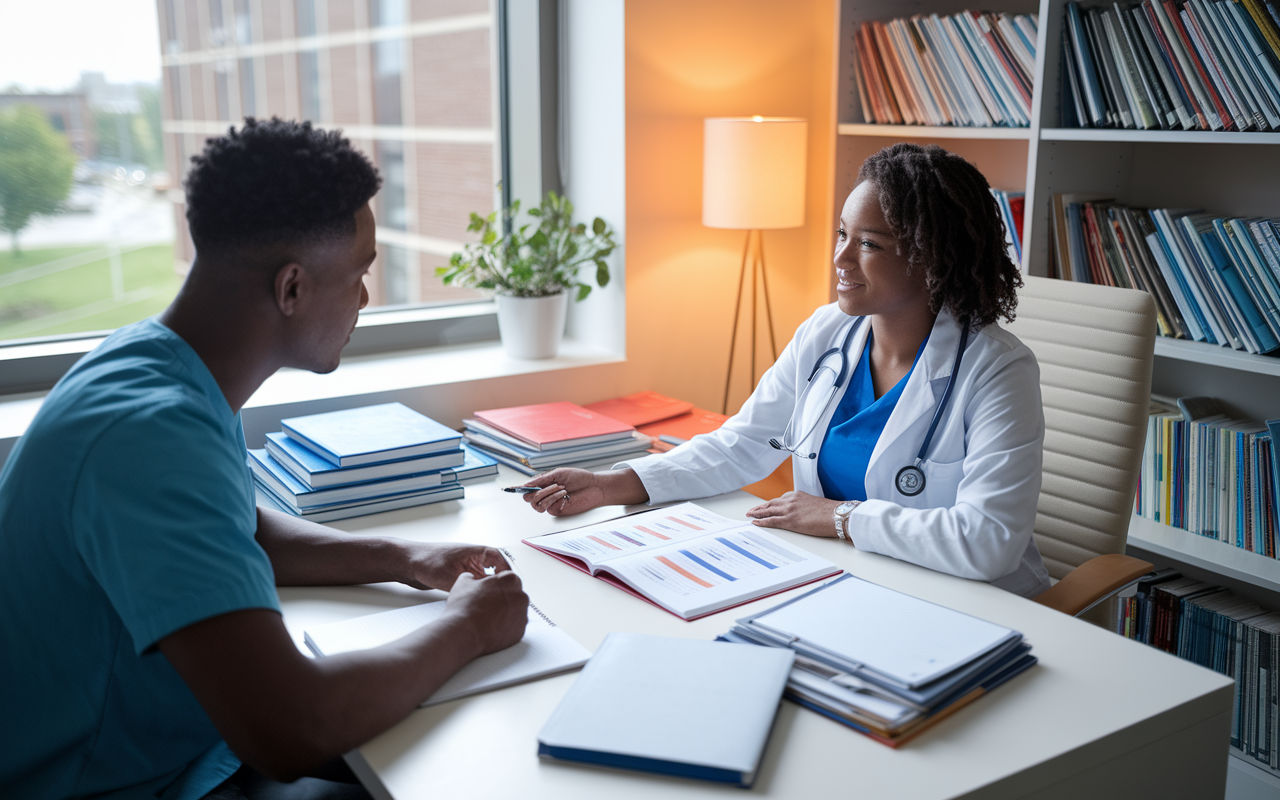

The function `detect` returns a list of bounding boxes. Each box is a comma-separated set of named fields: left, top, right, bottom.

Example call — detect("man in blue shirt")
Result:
left=0, top=119, right=530, bottom=799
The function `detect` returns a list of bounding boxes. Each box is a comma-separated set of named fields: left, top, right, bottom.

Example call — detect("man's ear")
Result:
left=274, top=263, right=304, bottom=316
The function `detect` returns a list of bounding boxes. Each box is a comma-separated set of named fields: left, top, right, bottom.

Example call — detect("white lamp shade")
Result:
left=702, top=117, right=808, bottom=230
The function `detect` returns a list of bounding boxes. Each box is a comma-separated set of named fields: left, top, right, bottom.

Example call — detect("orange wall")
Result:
left=623, top=0, right=838, bottom=414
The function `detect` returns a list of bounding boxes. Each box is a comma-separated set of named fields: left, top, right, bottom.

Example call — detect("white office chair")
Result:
left=1005, top=275, right=1158, bottom=624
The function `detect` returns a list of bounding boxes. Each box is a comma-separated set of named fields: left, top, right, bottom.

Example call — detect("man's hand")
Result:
left=745, top=491, right=844, bottom=538
left=519, top=467, right=648, bottom=517
left=399, top=543, right=512, bottom=591
left=442, top=571, right=530, bottom=657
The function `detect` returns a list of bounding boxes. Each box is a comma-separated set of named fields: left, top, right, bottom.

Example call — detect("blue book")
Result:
left=265, top=432, right=465, bottom=489
left=537, top=633, right=794, bottom=787
left=248, top=449, right=448, bottom=510
left=254, top=482, right=464, bottom=523
left=281, top=402, right=463, bottom=467
left=1199, top=230, right=1280, bottom=353
left=448, top=445, right=499, bottom=482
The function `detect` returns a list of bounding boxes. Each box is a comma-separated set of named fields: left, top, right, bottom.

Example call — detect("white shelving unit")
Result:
left=835, top=1, right=1280, bottom=794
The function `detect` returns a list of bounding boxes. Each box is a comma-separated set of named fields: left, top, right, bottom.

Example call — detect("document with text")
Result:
left=524, top=503, right=841, bottom=620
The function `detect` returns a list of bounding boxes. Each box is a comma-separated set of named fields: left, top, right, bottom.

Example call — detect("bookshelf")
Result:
left=835, top=0, right=1280, bottom=793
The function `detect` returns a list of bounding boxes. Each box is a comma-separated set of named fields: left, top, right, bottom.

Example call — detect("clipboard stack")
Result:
left=720, top=574, right=1038, bottom=747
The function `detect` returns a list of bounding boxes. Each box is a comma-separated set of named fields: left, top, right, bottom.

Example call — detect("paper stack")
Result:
left=250, top=402, right=497, bottom=521
left=721, top=574, right=1037, bottom=747
left=462, top=401, right=651, bottom=475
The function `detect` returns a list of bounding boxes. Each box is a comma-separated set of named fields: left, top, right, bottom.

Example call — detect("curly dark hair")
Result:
left=184, top=117, right=381, bottom=255
left=856, top=143, right=1021, bottom=328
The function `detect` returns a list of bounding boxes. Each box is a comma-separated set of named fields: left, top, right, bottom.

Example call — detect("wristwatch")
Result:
left=833, top=501, right=861, bottom=542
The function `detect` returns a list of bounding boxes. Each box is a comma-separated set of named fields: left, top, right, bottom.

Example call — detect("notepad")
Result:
left=304, top=601, right=591, bottom=706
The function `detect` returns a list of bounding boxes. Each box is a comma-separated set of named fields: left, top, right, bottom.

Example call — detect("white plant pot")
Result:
left=495, top=292, right=568, bottom=359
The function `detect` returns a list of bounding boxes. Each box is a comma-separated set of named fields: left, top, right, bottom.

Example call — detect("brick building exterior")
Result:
left=157, top=0, right=494, bottom=307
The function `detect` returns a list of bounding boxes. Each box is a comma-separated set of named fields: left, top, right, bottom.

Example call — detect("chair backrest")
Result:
left=1003, top=276, right=1157, bottom=581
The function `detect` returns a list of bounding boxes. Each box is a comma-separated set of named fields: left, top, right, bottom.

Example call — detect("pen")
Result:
left=503, top=485, right=540, bottom=494
left=659, top=435, right=688, bottom=446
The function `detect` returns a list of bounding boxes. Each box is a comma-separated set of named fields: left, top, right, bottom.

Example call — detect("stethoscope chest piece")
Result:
left=895, top=464, right=926, bottom=497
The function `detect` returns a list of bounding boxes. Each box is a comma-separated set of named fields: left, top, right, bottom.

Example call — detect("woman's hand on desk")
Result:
left=520, top=467, right=649, bottom=516
left=746, top=491, right=844, bottom=539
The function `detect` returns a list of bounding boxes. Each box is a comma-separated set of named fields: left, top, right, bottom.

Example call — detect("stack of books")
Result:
left=1051, top=195, right=1280, bottom=354
left=1135, top=397, right=1280, bottom=559
left=720, top=574, right=1037, bottom=748
left=1061, top=1, right=1280, bottom=131
left=462, top=401, right=652, bottom=475
left=853, top=12, right=1037, bottom=127
left=1119, top=568, right=1280, bottom=770
left=250, top=402, right=497, bottom=522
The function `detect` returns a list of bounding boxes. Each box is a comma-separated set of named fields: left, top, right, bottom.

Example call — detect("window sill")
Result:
left=0, top=336, right=626, bottom=464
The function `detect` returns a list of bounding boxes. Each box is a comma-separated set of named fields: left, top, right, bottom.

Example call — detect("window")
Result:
left=2, top=0, right=502, bottom=360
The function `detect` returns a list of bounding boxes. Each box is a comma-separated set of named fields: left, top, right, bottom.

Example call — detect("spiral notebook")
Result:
left=304, top=601, right=591, bottom=706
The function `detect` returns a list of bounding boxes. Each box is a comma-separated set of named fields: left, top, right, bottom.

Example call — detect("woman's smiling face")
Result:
left=833, top=180, right=930, bottom=319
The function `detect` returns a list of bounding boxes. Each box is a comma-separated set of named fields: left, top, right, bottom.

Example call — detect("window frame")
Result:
left=0, top=0, right=566, bottom=397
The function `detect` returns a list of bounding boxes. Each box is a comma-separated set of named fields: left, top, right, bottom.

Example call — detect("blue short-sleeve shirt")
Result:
left=0, top=318, right=279, bottom=800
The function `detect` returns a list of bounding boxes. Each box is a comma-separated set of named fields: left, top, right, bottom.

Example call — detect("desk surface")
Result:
left=278, top=467, right=1234, bottom=800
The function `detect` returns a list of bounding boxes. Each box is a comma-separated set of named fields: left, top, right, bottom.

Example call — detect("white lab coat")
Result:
left=623, top=303, right=1052, bottom=598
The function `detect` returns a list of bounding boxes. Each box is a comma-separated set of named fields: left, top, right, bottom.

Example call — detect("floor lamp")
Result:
left=703, top=116, right=808, bottom=414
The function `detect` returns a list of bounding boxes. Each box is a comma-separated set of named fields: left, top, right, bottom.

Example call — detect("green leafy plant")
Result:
left=438, top=190, right=616, bottom=301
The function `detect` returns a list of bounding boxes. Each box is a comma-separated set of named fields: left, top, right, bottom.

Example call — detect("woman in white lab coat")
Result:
left=522, top=143, right=1051, bottom=598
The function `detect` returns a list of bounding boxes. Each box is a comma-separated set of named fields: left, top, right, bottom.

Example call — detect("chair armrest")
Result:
left=1032, top=554, right=1154, bottom=617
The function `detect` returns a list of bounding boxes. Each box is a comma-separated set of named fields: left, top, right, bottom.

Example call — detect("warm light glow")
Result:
left=703, top=117, right=807, bottom=230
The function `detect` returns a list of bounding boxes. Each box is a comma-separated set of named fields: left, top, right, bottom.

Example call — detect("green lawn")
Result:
left=0, top=243, right=181, bottom=342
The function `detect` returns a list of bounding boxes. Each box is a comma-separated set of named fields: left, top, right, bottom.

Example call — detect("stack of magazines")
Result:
left=1050, top=194, right=1280, bottom=354
left=1062, top=0, right=1280, bottom=131
left=853, top=12, right=1037, bottom=127
left=250, top=402, right=497, bottom=521
left=720, top=575, right=1037, bottom=747
left=463, top=401, right=652, bottom=475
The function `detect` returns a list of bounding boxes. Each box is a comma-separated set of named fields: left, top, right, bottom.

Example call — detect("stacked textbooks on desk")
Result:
left=720, top=574, right=1037, bottom=747
left=1061, top=1, right=1280, bottom=131
left=852, top=11, right=1037, bottom=127
left=462, top=401, right=651, bottom=475
left=250, top=402, right=490, bottom=522
left=1135, top=396, right=1280, bottom=559
left=1050, top=195, right=1280, bottom=354
left=1119, top=568, right=1280, bottom=770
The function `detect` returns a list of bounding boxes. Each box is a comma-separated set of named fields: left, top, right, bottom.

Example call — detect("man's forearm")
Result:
left=255, top=507, right=410, bottom=587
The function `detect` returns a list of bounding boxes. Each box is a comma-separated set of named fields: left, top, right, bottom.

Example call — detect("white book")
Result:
left=537, top=633, right=794, bottom=787
left=304, top=601, right=591, bottom=706
left=524, top=502, right=840, bottom=621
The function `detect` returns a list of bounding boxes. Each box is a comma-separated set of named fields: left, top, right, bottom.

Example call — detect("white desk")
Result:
left=278, top=467, right=1235, bottom=800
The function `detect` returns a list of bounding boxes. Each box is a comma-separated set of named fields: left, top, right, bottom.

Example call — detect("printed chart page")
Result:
left=605, top=524, right=840, bottom=619
left=533, top=502, right=741, bottom=568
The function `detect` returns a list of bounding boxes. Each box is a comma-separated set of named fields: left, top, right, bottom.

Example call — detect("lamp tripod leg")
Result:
left=722, top=230, right=753, bottom=415
left=757, top=231, right=778, bottom=362
left=750, top=230, right=758, bottom=392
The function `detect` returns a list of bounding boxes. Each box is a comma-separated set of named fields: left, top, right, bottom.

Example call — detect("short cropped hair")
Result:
left=857, top=143, right=1021, bottom=328
left=184, top=117, right=381, bottom=255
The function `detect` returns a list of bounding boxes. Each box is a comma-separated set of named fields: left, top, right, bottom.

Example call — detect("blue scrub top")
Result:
left=817, top=333, right=929, bottom=502
left=0, top=318, right=279, bottom=800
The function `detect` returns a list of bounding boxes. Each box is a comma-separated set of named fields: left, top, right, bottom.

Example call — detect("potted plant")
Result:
left=438, top=191, right=617, bottom=359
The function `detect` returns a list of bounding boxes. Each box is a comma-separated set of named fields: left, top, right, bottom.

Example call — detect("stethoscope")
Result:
left=768, top=316, right=970, bottom=497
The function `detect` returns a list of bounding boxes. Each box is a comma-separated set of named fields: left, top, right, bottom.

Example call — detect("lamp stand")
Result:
left=722, top=229, right=778, bottom=415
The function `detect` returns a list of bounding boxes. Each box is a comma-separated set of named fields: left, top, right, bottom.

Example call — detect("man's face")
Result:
left=291, top=203, right=376, bottom=373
